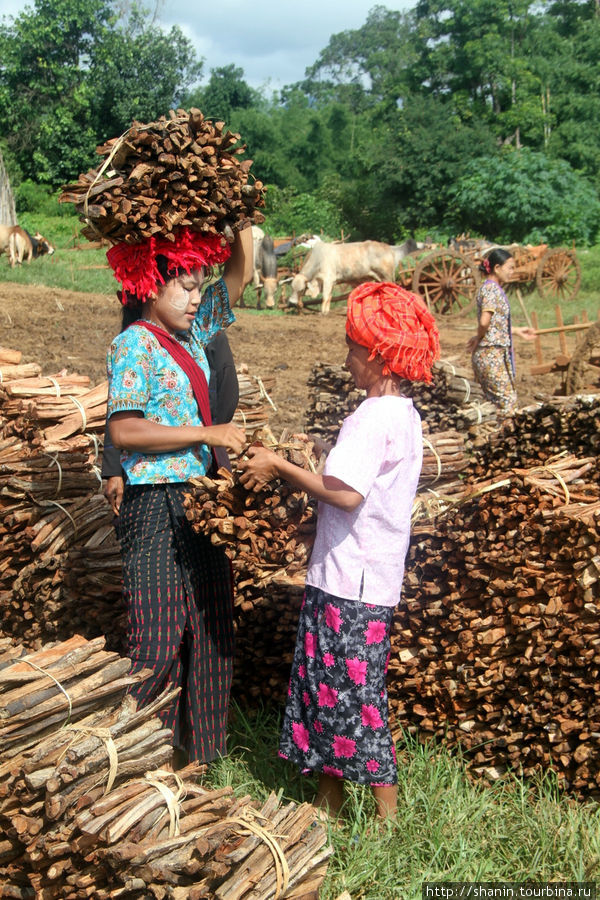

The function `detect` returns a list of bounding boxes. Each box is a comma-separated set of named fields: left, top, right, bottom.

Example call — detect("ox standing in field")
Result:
left=0, top=224, right=54, bottom=267
left=251, top=225, right=279, bottom=309
left=288, top=240, right=398, bottom=314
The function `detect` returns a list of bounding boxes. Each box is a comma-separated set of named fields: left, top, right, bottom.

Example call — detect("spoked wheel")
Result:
left=565, top=321, right=600, bottom=393
left=536, top=248, right=581, bottom=302
left=396, top=250, right=422, bottom=291
left=412, top=249, right=480, bottom=316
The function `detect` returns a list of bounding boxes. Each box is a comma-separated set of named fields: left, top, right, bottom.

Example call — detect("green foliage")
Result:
left=15, top=181, right=68, bottom=216
left=448, top=148, right=600, bottom=244
left=206, top=702, right=600, bottom=899
left=185, top=65, right=259, bottom=122
left=0, top=0, right=202, bottom=185
left=263, top=184, right=348, bottom=238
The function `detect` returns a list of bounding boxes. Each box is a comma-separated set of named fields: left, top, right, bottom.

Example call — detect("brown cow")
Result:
left=8, top=226, right=54, bottom=267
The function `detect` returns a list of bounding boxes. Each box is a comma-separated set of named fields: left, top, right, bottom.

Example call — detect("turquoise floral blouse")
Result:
left=107, top=278, right=234, bottom=484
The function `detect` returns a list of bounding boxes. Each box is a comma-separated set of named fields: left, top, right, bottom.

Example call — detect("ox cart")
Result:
left=397, top=238, right=581, bottom=317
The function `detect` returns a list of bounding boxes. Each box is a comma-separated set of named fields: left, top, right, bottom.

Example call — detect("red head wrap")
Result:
left=346, top=282, right=440, bottom=384
left=106, top=227, right=231, bottom=304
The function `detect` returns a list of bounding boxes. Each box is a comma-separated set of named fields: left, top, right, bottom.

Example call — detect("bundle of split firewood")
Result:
left=59, top=109, right=265, bottom=245
left=232, top=368, right=277, bottom=442
left=0, top=635, right=331, bottom=899
left=468, top=394, right=600, bottom=477
left=390, top=454, right=600, bottom=796
left=184, top=430, right=319, bottom=589
left=0, top=353, right=111, bottom=648
left=305, top=360, right=496, bottom=442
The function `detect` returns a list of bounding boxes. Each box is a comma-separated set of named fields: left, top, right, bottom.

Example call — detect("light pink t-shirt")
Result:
left=306, top=396, right=422, bottom=608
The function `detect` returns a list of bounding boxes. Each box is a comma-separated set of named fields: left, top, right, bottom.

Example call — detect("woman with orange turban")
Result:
left=239, top=282, right=440, bottom=824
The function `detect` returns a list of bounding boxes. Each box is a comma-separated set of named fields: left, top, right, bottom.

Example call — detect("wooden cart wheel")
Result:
left=395, top=250, right=422, bottom=290
left=412, top=249, right=480, bottom=316
left=536, top=248, right=581, bottom=302
left=565, top=321, right=600, bottom=393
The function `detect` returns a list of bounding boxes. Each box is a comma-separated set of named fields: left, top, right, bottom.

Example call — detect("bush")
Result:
left=448, top=149, right=600, bottom=246
left=263, top=184, right=349, bottom=238
left=15, top=180, right=68, bottom=217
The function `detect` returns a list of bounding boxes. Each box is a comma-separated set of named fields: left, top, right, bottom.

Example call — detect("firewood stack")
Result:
left=468, top=394, right=600, bottom=477
left=391, top=454, right=600, bottom=795
left=59, top=108, right=265, bottom=245
left=0, top=635, right=331, bottom=898
left=0, top=350, right=112, bottom=648
left=305, top=360, right=496, bottom=442
left=232, top=368, right=277, bottom=442
left=0, top=346, right=280, bottom=656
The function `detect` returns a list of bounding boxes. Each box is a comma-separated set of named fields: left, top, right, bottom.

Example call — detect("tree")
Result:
left=89, top=7, right=201, bottom=140
left=447, top=148, right=600, bottom=244
left=186, top=65, right=258, bottom=122
left=0, top=0, right=202, bottom=185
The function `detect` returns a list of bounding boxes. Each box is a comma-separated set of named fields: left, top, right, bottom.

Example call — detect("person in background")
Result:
left=468, top=248, right=535, bottom=415
left=106, top=224, right=252, bottom=766
left=238, top=281, right=440, bottom=824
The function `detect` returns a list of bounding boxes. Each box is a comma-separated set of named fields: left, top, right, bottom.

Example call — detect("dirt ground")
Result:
left=0, top=282, right=560, bottom=430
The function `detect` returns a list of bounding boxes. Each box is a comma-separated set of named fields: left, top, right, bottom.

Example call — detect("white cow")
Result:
left=251, top=225, right=278, bottom=309
left=288, top=240, right=397, bottom=314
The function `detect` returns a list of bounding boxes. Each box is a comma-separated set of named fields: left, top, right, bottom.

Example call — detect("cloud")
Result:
left=160, top=0, right=413, bottom=88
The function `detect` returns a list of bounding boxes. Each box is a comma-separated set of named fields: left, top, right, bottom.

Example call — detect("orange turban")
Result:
left=346, top=282, right=440, bottom=384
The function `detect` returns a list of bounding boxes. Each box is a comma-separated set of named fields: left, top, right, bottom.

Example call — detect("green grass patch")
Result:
left=0, top=212, right=117, bottom=295
left=204, top=702, right=600, bottom=899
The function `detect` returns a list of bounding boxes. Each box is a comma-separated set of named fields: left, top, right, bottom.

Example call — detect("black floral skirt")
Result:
left=279, top=585, right=397, bottom=786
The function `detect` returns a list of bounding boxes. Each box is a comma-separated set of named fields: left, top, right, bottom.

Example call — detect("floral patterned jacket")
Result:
left=107, top=278, right=234, bottom=484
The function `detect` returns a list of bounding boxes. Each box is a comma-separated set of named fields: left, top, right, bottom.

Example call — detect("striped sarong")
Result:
left=117, top=482, right=234, bottom=763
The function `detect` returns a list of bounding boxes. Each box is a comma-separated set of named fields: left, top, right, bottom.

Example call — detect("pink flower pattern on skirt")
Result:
left=279, top=586, right=397, bottom=787
left=292, top=722, right=309, bottom=752
left=325, top=603, right=343, bottom=633
left=365, top=620, right=387, bottom=645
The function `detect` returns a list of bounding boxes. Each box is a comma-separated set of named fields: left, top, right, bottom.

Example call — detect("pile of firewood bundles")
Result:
left=468, top=393, right=600, bottom=477
left=59, top=108, right=265, bottom=245
left=390, top=454, right=600, bottom=796
left=305, top=360, right=495, bottom=443
left=0, top=348, right=113, bottom=649
left=0, top=635, right=331, bottom=899
left=232, top=366, right=277, bottom=442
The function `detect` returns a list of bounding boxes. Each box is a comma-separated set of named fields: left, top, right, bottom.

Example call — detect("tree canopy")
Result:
left=1, top=0, right=599, bottom=244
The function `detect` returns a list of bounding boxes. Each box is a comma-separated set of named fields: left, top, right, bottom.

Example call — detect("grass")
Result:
left=204, top=702, right=600, bottom=899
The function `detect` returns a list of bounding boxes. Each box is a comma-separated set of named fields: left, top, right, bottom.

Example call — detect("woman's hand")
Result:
left=238, top=445, right=281, bottom=491
left=202, top=423, right=246, bottom=455
left=514, top=326, right=537, bottom=341
left=103, top=476, right=124, bottom=516
left=467, top=335, right=479, bottom=353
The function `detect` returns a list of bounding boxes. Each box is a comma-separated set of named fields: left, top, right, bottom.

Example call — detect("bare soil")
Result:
left=0, top=282, right=561, bottom=431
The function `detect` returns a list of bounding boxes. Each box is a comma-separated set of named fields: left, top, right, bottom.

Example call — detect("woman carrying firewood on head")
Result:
left=106, top=224, right=252, bottom=767
left=239, top=282, right=440, bottom=823
left=468, top=248, right=535, bottom=415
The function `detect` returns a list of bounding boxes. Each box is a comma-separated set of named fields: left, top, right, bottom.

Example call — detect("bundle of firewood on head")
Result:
left=59, top=107, right=265, bottom=249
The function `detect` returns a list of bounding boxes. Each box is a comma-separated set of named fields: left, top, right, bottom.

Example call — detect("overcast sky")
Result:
left=1, top=0, right=415, bottom=90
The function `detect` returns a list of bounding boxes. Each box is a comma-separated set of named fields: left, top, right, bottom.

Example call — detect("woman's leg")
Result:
left=372, top=784, right=398, bottom=821
left=315, top=774, right=345, bottom=816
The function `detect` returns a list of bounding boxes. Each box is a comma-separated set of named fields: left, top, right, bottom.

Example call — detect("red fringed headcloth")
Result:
left=106, top=228, right=232, bottom=304
left=346, top=282, right=440, bottom=384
